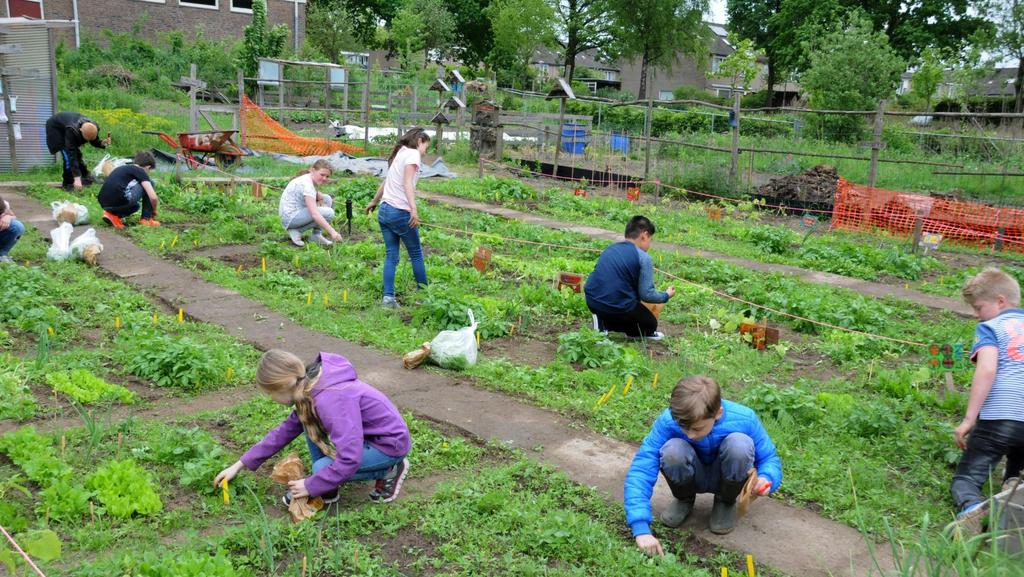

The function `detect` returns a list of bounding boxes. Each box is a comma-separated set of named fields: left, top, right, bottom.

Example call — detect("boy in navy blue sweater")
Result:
left=584, top=216, right=674, bottom=340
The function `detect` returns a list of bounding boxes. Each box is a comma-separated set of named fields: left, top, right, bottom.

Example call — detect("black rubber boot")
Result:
left=660, top=478, right=697, bottom=527
left=710, top=478, right=746, bottom=534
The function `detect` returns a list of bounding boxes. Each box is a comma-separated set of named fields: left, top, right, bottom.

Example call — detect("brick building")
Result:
left=1, top=0, right=306, bottom=49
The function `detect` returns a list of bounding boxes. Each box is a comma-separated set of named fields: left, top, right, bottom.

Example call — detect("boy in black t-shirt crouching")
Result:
left=97, top=151, right=161, bottom=229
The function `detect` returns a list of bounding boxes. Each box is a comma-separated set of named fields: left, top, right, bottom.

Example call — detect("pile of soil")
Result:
left=756, top=165, right=839, bottom=207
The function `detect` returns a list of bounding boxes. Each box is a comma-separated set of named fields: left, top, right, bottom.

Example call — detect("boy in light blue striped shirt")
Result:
left=951, top=267, right=1024, bottom=534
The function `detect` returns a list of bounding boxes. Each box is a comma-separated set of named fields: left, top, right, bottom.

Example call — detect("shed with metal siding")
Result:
left=0, top=18, right=72, bottom=172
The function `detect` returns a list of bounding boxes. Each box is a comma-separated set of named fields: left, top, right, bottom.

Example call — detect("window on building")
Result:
left=603, top=70, right=619, bottom=82
left=9, top=0, right=44, bottom=18
left=180, top=0, right=218, bottom=8
left=711, top=55, right=725, bottom=74
left=658, top=90, right=674, bottom=101
left=716, top=88, right=732, bottom=98
left=231, top=0, right=253, bottom=11
left=536, top=63, right=549, bottom=76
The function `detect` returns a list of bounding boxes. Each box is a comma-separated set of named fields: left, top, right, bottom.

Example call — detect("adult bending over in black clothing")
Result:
left=97, top=151, right=161, bottom=229
left=45, top=112, right=110, bottom=191
left=584, top=216, right=675, bottom=340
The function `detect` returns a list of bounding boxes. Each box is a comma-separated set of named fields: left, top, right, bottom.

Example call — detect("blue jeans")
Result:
left=102, top=183, right=154, bottom=219
left=0, top=219, right=24, bottom=257
left=660, top=433, right=754, bottom=496
left=377, top=202, right=428, bottom=297
left=951, top=419, right=1024, bottom=511
left=305, top=434, right=404, bottom=484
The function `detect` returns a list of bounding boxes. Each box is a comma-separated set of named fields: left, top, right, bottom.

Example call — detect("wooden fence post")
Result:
left=729, top=91, right=740, bottom=182
left=237, top=68, right=245, bottom=147
left=553, top=97, right=566, bottom=179
left=644, top=98, right=653, bottom=181
left=363, top=66, right=371, bottom=151
left=867, top=100, right=886, bottom=189
left=188, top=63, right=198, bottom=133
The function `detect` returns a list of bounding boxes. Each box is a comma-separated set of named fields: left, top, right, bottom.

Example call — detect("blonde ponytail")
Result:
left=256, top=349, right=335, bottom=458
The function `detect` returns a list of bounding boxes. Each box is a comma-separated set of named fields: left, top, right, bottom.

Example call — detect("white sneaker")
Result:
left=311, top=231, right=333, bottom=247
left=382, top=296, right=400, bottom=309
left=647, top=331, right=665, bottom=341
left=0, top=256, right=14, bottom=264
left=287, top=229, right=305, bottom=247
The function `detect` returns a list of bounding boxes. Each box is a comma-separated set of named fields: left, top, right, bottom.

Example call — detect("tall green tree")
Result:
left=608, top=0, right=710, bottom=100
left=336, top=0, right=400, bottom=48
left=238, top=0, right=288, bottom=78
left=802, top=14, right=904, bottom=110
left=909, top=47, right=945, bottom=111
left=726, top=0, right=782, bottom=106
left=390, top=0, right=458, bottom=68
left=486, top=0, right=555, bottom=87
left=306, top=0, right=364, bottom=63
left=446, top=0, right=494, bottom=67
left=990, top=0, right=1024, bottom=112
left=554, top=0, right=616, bottom=81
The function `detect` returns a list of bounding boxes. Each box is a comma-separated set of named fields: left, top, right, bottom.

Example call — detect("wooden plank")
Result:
left=179, top=76, right=208, bottom=90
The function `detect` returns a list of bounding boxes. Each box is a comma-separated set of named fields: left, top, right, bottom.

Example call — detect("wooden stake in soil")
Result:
left=178, top=308, right=184, bottom=324
left=307, top=292, right=313, bottom=305
left=722, top=568, right=728, bottom=577
left=301, top=555, right=307, bottom=577
left=90, top=500, right=94, bottom=524
left=226, top=367, right=233, bottom=380
left=323, top=293, right=329, bottom=307
left=622, top=376, right=634, bottom=396
left=152, top=313, right=158, bottom=326
left=171, top=235, right=178, bottom=248
left=746, top=555, right=755, bottom=577
left=343, top=289, right=348, bottom=304
left=221, top=478, right=230, bottom=504
left=60, top=435, right=66, bottom=458
left=261, top=257, right=267, bottom=273
left=651, top=373, right=659, bottom=389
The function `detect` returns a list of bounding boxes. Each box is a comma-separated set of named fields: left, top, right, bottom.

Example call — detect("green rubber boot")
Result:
left=709, top=478, right=746, bottom=535
left=661, top=479, right=697, bottom=527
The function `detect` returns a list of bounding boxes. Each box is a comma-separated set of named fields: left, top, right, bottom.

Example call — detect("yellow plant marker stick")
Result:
left=226, top=367, right=233, bottom=380
left=622, top=375, right=634, bottom=396
left=343, top=289, right=348, bottom=303
left=153, top=313, right=158, bottom=325
left=722, top=568, right=728, bottom=577
left=160, top=240, right=166, bottom=250
left=60, top=435, right=66, bottom=458
left=476, top=332, right=480, bottom=348
left=261, top=257, right=267, bottom=273
left=221, top=478, right=230, bottom=504
left=171, top=235, right=178, bottom=248
left=178, top=308, right=184, bottom=323
left=307, top=292, right=313, bottom=305
left=651, top=372, right=660, bottom=389
left=746, top=555, right=755, bottom=577
left=596, top=383, right=617, bottom=407
left=293, top=255, right=299, bottom=267
left=509, top=324, right=516, bottom=336
left=47, top=326, right=54, bottom=336
left=236, top=264, right=243, bottom=274
left=115, top=316, right=121, bottom=330
left=323, top=293, right=329, bottom=306
left=193, top=239, right=199, bottom=247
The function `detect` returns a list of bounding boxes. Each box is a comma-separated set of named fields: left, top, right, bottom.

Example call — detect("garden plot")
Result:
left=14, top=173, right=984, bottom=545
left=425, top=173, right=1024, bottom=303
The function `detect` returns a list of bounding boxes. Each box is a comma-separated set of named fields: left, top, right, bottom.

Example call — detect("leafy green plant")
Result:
left=85, top=459, right=163, bottom=518
left=116, top=328, right=225, bottom=391
left=75, top=549, right=239, bottom=577
left=743, top=225, right=797, bottom=255
left=557, top=329, right=622, bottom=369
left=0, top=427, right=72, bottom=486
left=45, top=369, right=136, bottom=404
left=38, top=478, right=92, bottom=521
left=0, top=360, right=35, bottom=421
left=0, top=530, right=61, bottom=575
left=145, top=427, right=231, bottom=491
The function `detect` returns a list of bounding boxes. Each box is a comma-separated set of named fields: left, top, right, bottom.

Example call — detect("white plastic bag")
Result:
left=69, top=227, right=103, bottom=265
left=50, top=200, right=89, bottom=225
left=46, top=222, right=74, bottom=261
left=428, top=309, right=479, bottom=370
left=92, top=154, right=131, bottom=180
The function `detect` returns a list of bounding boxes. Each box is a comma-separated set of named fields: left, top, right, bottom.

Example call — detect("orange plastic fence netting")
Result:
left=831, top=177, right=1024, bottom=252
left=240, top=95, right=364, bottom=157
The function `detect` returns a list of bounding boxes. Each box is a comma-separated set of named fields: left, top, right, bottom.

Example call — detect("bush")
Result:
left=86, top=459, right=163, bottom=518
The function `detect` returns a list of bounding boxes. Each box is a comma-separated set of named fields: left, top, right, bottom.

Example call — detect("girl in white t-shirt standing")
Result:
left=365, top=128, right=431, bottom=308
left=279, top=159, right=342, bottom=247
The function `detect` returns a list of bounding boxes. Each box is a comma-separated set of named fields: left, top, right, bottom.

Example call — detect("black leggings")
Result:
left=591, top=302, right=658, bottom=337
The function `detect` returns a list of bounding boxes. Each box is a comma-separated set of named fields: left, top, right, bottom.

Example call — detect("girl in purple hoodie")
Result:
left=214, top=349, right=411, bottom=504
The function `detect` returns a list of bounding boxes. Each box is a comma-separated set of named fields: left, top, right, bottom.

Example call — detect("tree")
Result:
left=306, top=0, right=364, bottom=63
left=446, top=0, right=494, bottom=67
left=238, top=0, right=288, bottom=78
left=990, top=0, right=1024, bottom=113
left=802, top=14, right=904, bottom=110
left=768, top=0, right=845, bottom=80
left=909, top=47, right=945, bottom=111
left=332, top=0, right=400, bottom=48
left=708, top=34, right=759, bottom=93
left=726, top=0, right=782, bottom=106
left=389, top=0, right=457, bottom=68
left=486, top=0, right=555, bottom=87
left=554, top=0, right=616, bottom=81
left=946, top=30, right=996, bottom=112
left=608, top=0, right=710, bottom=100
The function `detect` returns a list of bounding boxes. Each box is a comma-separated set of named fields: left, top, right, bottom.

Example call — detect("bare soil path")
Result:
left=418, top=190, right=974, bottom=318
left=7, top=190, right=895, bottom=577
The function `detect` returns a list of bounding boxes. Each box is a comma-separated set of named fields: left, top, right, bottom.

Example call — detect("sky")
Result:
left=708, top=0, right=728, bottom=24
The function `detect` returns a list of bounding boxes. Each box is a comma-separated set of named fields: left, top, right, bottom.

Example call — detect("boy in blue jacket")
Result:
left=624, top=376, right=782, bottom=555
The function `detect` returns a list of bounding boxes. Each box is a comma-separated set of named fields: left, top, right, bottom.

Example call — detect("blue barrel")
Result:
left=560, top=123, right=588, bottom=154
left=610, top=131, right=630, bottom=153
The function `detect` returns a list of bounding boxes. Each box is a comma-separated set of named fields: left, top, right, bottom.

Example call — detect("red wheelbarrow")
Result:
left=145, top=130, right=245, bottom=169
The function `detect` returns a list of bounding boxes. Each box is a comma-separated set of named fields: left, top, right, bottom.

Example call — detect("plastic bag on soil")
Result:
left=403, top=342, right=431, bottom=370
left=50, top=200, right=89, bottom=225
left=270, top=453, right=324, bottom=522
left=92, top=154, right=131, bottom=180
left=46, top=222, right=73, bottom=261
left=428, top=309, right=478, bottom=370
left=69, top=228, right=103, bottom=266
